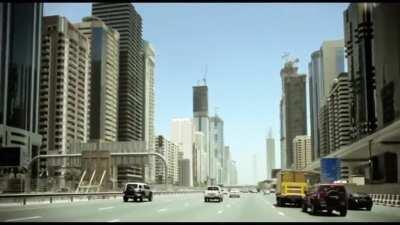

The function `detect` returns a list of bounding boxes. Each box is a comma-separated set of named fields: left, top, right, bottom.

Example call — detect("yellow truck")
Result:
left=275, top=170, right=319, bottom=207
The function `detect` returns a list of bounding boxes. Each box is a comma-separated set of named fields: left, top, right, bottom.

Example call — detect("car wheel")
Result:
left=366, top=206, right=372, bottom=211
left=220, top=198, right=223, bottom=202
left=204, top=198, right=207, bottom=202
left=327, top=209, right=332, bottom=215
left=302, top=201, right=307, bottom=212
left=148, top=194, right=153, bottom=202
left=276, top=198, right=281, bottom=207
left=340, top=208, right=347, bottom=217
left=123, top=197, right=128, bottom=202
left=139, top=197, right=143, bottom=202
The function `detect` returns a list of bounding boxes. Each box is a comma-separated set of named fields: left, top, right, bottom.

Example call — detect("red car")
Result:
left=302, top=183, right=348, bottom=216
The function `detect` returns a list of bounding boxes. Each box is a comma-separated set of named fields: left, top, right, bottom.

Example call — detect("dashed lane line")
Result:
left=278, top=211, right=285, bottom=216
left=217, top=210, right=223, bottom=214
left=5, top=216, right=42, bottom=222
left=98, top=206, right=115, bottom=211
left=157, top=208, right=168, bottom=212
left=108, top=219, right=120, bottom=222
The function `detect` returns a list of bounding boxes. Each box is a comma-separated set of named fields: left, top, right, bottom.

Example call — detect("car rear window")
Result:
left=207, top=187, right=219, bottom=190
left=127, top=184, right=138, bottom=190
left=318, top=185, right=345, bottom=193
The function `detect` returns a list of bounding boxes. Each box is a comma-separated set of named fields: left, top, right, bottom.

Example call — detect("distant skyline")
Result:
left=44, top=3, right=348, bottom=185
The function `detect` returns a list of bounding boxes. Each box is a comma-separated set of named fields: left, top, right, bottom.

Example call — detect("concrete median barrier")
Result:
left=0, top=190, right=202, bottom=206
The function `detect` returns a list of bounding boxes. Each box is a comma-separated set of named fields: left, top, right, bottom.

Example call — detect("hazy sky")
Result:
left=44, top=3, right=348, bottom=185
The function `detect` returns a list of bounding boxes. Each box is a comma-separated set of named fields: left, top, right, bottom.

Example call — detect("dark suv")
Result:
left=302, top=184, right=348, bottom=216
left=123, top=182, right=153, bottom=202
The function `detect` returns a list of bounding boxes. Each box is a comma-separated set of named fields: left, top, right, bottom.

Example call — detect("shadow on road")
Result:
left=305, top=211, right=346, bottom=217
left=273, top=203, right=301, bottom=208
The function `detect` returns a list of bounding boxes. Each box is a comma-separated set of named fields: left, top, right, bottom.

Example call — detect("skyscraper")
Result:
left=0, top=3, right=43, bottom=192
left=308, top=40, right=345, bottom=160
left=292, top=135, right=312, bottom=170
left=75, top=16, right=120, bottom=143
left=209, top=115, right=224, bottom=184
left=266, top=128, right=275, bottom=179
left=39, top=16, right=90, bottom=187
left=229, top=160, right=238, bottom=185
left=344, top=3, right=377, bottom=141
left=92, top=3, right=145, bottom=142
left=327, top=73, right=353, bottom=152
left=193, top=83, right=210, bottom=184
left=178, top=158, right=191, bottom=186
left=155, top=135, right=180, bottom=185
left=372, top=3, right=400, bottom=130
left=280, top=58, right=307, bottom=169
left=223, top=146, right=231, bottom=185
left=143, top=40, right=156, bottom=183
left=171, top=118, right=193, bottom=186
left=193, top=131, right=205, bottom=185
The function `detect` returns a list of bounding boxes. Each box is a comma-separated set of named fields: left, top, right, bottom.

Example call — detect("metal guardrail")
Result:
left=370, top=193, right=400, bottom=207
left=0, top=191, right=202, bottom=206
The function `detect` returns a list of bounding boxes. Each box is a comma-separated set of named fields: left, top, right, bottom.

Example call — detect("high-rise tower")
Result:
left=92, top=3, right=145, bottom=142
left=0, top=3, right=43, bottom=192
left=193, top=82, right=210, bottom=183
left=266, top=128, right=276, bottom=179
left=280, top=56, right=307, bottom=169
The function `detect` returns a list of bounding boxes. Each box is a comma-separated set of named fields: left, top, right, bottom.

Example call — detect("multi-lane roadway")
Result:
left=1, top=192, right=400, bottom=222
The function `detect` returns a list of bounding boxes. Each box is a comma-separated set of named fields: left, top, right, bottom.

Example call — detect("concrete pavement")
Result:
left=1, top=192, right=400, bottom=222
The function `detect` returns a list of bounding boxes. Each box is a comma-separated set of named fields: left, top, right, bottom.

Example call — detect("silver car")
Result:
left=229, top=189, right=241, bottom=198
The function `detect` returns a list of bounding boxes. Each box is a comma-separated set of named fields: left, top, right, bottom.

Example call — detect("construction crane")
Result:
left=281, top=52, right=299, bottom=67
left=203, top=64, right=208, bottom=85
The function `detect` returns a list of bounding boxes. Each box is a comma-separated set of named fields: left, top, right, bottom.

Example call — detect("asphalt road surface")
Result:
left=1, top=193, right=400, bottom=222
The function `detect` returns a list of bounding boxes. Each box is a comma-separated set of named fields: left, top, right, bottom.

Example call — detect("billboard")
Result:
left=0, top=146, right=29, bottom=167
left=320, top=158, right=341, bottom=183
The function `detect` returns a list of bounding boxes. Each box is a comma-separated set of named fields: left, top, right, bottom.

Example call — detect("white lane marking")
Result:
left=5, top=216, right=42, bottom=222
left=157, top=208, right=167, bottom=212
left=278, top=211, right=285, bottom=216
left=99, top=206, right=114, bottom=211
left=108, top=219, right=120, bottom=222
left=217, top=210, right=223, bottom=214
left=226, top=204, right=231, bottom=208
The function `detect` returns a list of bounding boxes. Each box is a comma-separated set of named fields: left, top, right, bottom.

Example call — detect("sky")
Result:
left=44, top=3, right=349, bottom=185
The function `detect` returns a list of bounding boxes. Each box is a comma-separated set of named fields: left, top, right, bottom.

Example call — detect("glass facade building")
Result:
left=0, top=3, right=42, bottom=132
left=0, top=3, right=43, bottom=192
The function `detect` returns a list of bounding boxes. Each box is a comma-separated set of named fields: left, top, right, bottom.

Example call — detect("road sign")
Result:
left=320, top=158, right=341, bottom=183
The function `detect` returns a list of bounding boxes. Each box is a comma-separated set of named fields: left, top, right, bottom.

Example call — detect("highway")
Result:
left=0, top=192, right=400, bottom=222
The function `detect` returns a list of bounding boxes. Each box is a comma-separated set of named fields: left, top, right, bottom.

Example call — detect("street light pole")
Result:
left=368, top=139, right=373, bottom=184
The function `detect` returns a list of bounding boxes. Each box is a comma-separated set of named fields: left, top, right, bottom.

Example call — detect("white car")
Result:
left=204, top=186, right=223, bottom=202
left=229, top=189, right=241, bottom=198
